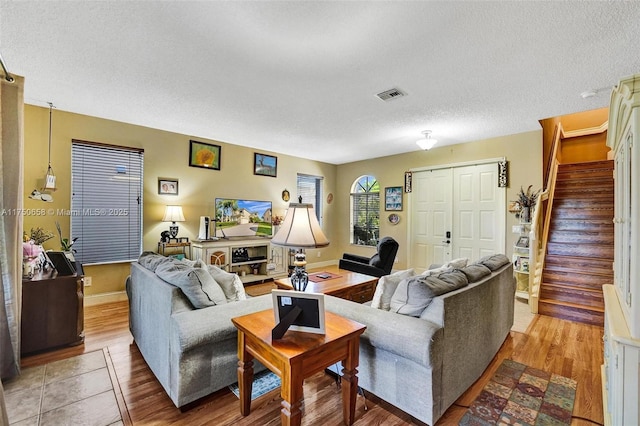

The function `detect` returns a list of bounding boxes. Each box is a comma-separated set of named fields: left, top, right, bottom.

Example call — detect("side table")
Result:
left=232, top=309, right=366, bottom=426
left=157, top=240, right=191, bottom=259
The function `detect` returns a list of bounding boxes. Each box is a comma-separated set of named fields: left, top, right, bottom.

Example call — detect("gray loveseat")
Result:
left=127, top=255, right=514, bottom=424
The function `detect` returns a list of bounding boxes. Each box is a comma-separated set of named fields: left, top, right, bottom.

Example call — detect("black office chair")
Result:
left=338, top=236, right=399, bottom=277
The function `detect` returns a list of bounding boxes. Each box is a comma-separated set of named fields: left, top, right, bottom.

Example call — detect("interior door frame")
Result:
left=406, top=157, right=507, bottom=269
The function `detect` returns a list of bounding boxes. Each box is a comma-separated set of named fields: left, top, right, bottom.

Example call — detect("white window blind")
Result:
left=71, top=141, right=143, bottom=264
left=297, top=174, right=323, bottom=223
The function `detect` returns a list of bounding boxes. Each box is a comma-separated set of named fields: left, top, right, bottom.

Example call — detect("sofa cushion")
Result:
left=476, top=254, right=511, bottom=271
left=155, top=261, right=227, bottom=308
left=196, top=260, right=247, bottom=302
left=390, top=270, right=469, bottom=317
left=138, top=251, right=174, bottom=272
left=459, top=264, right=492, bottom=282
left=371, top=268, right=415, bottom=310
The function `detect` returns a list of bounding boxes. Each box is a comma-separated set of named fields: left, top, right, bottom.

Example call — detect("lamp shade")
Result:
left=162, top=205, right=185, bottom=222
left=271, top=203, right=329, bottom=248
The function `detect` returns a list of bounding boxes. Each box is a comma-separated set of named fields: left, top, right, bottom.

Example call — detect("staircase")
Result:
left=538, top=160, right=614, bottom=326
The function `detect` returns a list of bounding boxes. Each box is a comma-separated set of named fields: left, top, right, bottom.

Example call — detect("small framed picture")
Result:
left=516, top=236, right=529, bottom=248
left=189, top=140, right=221, bottom=170
left=272, top=290, right=325, bottom=335
left=254, top=153, right=277, bottom=177
left=158, top=178, right=179, bottom=195
left=385, top=186, right=403, bottom=211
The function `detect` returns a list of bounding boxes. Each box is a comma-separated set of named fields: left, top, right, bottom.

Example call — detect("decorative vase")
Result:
left=521, top=207, right=531, bottom=223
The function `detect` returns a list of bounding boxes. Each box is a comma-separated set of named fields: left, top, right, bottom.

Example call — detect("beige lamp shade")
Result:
left=271, top=203, right=329, bottom=248
left=162, top=205, right=185, bottom=223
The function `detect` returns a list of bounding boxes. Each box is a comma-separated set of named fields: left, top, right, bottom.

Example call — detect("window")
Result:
left=71, top=140, right=143, bottom=264
left=297, top=174, right=323, bottom=223
left=350, top=175, right=380, bottom=246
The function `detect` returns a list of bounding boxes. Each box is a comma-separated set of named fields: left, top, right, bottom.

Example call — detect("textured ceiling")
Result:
left=2, top=1, right=640, bottom=164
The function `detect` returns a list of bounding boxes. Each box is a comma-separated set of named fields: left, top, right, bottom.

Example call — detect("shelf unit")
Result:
left=512, top=222, right=531, bottom=300
left=191, top=238, right=287, bottom=285
left=602, top=73, right=640, bottom=426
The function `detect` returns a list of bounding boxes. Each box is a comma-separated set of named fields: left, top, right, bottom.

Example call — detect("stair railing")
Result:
left=529, top=123, right=564, bottom=312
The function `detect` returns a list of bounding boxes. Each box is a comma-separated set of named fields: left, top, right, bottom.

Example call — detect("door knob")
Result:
left=442, top=240, right=450, bottom=244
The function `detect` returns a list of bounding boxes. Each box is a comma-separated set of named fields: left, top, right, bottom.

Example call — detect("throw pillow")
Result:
left=460, top=263, right=492, bottom=282
left=370, top=268, right=415, bottom=310
left=420, top=265, right=452, bottom=277
left=476, top=254, right=511, bottom=271
left=390, top=270, right=469, bottom=317
left=155, top=261, right=227, bottom=308
left=138, top=251, right=173, bottom=272
left=445, top=257, right=468, bottom=269
left=206, top=263, right=247, bottom=302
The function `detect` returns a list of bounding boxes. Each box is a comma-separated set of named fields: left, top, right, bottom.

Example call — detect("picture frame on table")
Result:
left=158, top=178, right=179, bottom=195
left=189, top=140, right=221, bottom=170
left=254, top=153, right=277, bottom=177
left=385, top=186, right=403, bottom=211
left=272, top=290, right=325, bottom=335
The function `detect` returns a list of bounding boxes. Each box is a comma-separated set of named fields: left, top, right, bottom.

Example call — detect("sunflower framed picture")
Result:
left=189, top=140, right=221, bottom=170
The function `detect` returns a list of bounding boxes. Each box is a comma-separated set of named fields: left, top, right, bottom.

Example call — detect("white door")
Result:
left=410, top=162, right=505, bottom=269
left=452, top=163, right=505, bottom=261
left=410, top=168, right=453, bottom=268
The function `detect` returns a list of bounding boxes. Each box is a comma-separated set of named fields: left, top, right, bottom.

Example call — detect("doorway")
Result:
left=409, top=161, right=506, bottom=269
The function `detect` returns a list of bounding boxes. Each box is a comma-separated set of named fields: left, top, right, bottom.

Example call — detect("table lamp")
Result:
left=163, top=205, right=185, bottom=238
left=271, top=197, right=329, bottom=291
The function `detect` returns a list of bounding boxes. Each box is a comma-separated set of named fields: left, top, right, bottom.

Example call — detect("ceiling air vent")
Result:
left=376, top=88, right=407, bottom=101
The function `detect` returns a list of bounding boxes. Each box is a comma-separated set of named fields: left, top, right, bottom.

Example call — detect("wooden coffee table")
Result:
left=232, top=309, right=366, bottom=426
left=273, top=265, right=378, bottom=303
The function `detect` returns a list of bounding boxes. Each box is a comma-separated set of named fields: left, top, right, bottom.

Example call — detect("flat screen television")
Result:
left=214, top=198, right=273, bottom=238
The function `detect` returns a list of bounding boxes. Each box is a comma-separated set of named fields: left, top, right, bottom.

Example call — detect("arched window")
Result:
left=350, top=175, right=380, bottom=246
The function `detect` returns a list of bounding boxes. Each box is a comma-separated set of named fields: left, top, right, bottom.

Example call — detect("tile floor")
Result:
left=3, top=350, right=122, bottom=426
left=512, top=296, right=535, bottom=333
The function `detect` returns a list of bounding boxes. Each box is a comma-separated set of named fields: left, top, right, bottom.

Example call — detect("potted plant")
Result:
left=56, top=221, right=78, bottom=260
left=515, top=185, right=540, bottom=223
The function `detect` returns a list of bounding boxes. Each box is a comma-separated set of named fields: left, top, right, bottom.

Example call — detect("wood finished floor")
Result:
left=21, top=301, right=604, bottom=425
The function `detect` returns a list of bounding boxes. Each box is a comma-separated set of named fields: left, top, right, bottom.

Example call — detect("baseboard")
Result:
left=85, top=291, right=128, bottom=306
left=307, top=260, right=339, bottom=270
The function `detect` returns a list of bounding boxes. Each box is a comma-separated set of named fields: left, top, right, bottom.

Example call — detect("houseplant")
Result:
left=56, top=221, right=78, bottom=259
left=515, top=185, right=540, bottom=223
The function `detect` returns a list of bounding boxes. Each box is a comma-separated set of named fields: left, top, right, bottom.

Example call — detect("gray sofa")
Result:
left=127, top=256, right=514, bottom=424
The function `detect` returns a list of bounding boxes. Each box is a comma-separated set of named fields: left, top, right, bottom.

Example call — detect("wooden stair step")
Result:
left=550, top=219, right=613, bottom=231
left=539, top=283, right=604, bottom=308
left=537, top=299, right=604, bottom=327
left=548, top=230, right=613, bottom=244
left=542, top=271, right=612, bottom=290
left=547, top=242, right=613, bottom=258
left=551, top=207, right=613, bottom=220
left=553, top=199, right=613, bottom=209
left=544, top=254, right=613, bottom=273
left=557, top=160, right=614, bottom=172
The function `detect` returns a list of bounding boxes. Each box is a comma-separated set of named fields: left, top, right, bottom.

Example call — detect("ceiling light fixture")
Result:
left=416, top=130, right=437, bottom=150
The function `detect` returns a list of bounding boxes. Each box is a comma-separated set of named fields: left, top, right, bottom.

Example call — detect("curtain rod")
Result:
left=0, top=51, right=15, bottom=83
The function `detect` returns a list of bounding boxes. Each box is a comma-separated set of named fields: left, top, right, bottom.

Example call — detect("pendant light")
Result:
left=42, top=102, right=57, bottom=192
left=416, top=130, right=437, bottom=150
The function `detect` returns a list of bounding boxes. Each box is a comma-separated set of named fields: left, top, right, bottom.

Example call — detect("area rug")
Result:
left=229, top=370, right=281, bottom=400
left=308, top=271, right=342, bottom=281
left=459, top=359, right=577, bottom=426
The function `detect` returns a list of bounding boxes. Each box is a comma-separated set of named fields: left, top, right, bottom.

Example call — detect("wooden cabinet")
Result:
left=603, top=73, right=640, bottom=425
left=21, top=266, right=84, bottom=355
left=192, top=238, right=287, bottom=285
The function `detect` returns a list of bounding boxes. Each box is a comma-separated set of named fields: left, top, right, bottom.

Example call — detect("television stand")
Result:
left=191, top=238, right=288, bottom=285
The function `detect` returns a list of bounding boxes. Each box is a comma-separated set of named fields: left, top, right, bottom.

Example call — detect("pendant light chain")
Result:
left=47, top=102, right=54, bottom=171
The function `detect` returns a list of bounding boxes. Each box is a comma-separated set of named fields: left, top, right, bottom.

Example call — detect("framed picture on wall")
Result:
left=254, top=153, right=277, bottom=177
left=189, top=140, right=221, bottom=170
left=158, top=178, right=179, bottom=195
left=385, top=186, right=403, bottom=211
